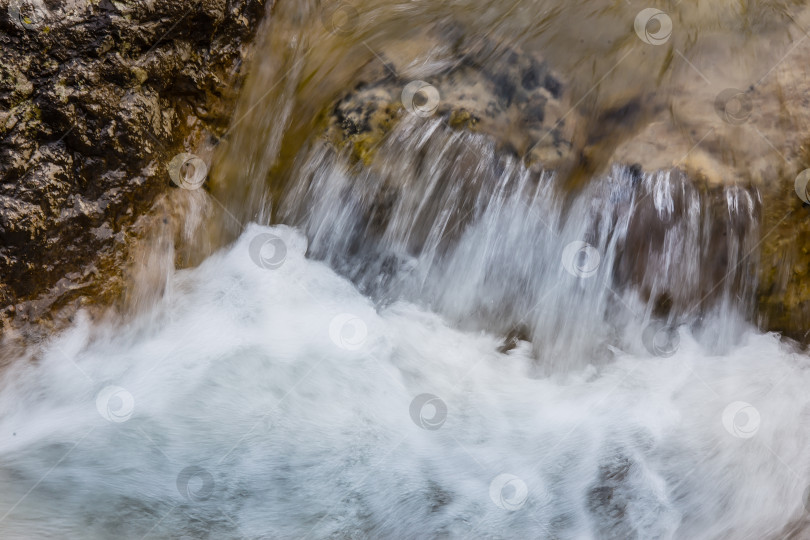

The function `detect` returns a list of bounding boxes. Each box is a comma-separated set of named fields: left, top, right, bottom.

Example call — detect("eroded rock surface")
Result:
left=0, top=0, right=269, bottom=330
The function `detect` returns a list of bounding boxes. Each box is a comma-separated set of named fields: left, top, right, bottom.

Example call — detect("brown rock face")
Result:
left=0, top=0, right=270, bottom=329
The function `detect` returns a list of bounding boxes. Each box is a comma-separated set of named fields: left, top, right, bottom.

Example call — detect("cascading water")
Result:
left=3, top=0, right=810, bottom=539
left=281, top=116, right=761, bottom=369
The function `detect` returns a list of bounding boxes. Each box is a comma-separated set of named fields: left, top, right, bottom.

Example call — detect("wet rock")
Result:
left=0, top=0, right=269, bottom=332
left=603, top=33, right=810, bottom=343
left=586, top=445, right=674, bottom=540
left=323, top=31, right=578, bottom=171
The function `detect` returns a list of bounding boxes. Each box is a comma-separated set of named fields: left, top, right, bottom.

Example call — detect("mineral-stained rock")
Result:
left=0, top=0, right=270, bottom=332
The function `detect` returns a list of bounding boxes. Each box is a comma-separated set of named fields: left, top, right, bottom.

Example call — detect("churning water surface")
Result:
left=1, top=221, right=810, bottom=539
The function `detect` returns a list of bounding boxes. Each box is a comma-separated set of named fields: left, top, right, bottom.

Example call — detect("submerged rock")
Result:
left=0, top=0, right=270, bottom=331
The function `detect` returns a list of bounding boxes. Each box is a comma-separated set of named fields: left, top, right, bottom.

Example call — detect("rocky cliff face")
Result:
left=0, top=0, right=269, bottom=331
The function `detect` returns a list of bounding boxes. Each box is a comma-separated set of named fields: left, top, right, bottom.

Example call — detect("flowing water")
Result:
left=3, top=1, right=810, bottom=539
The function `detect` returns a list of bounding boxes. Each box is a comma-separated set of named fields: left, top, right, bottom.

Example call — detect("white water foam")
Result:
left=1, top=224, right=809, bottom=539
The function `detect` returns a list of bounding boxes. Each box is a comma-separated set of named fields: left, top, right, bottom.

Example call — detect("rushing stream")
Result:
left=3, top=0, right=810, bottom=538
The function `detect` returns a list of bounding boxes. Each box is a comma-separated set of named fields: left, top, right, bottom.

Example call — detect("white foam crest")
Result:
left=0, top=225, right=808, bottom=539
